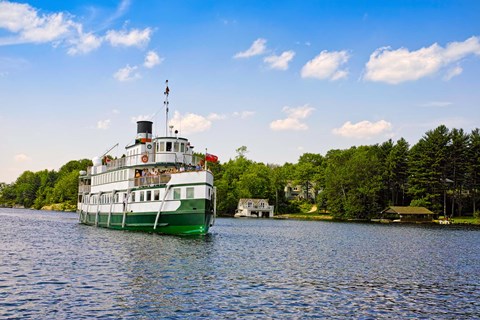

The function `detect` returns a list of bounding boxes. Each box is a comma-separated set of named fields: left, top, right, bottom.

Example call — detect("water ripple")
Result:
left=1, top=209, right=480, bottom=318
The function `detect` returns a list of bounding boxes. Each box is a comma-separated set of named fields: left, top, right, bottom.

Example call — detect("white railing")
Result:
left=86, top=153, right=206, bottom=175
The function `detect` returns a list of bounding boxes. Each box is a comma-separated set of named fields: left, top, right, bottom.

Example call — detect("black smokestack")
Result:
left=137, top=121, right=153, bottom=134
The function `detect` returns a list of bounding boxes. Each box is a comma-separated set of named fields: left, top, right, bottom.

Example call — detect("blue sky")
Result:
left=1, top=0, right=479, bottom=183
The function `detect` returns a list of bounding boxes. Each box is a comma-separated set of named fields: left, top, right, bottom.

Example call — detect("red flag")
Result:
left=206, top=153, right=218, bottom=163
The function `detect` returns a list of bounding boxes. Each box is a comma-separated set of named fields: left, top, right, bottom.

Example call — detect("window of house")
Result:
left=173, top=188, right=181, bottom=200
left=186, top=187, right=194, bottom=199
left=248, top=201, right=252, bottom=208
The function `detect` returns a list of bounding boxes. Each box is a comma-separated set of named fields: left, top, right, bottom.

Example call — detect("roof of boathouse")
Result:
left=381, top=206, right=434, bottom=215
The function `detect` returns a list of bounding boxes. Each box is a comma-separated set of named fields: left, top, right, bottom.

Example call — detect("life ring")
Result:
left=141, top=154, right=149, bottom=163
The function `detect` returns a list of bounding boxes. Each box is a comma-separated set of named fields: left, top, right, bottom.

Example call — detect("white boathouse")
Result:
left=234, top=199, right=274, bottom=218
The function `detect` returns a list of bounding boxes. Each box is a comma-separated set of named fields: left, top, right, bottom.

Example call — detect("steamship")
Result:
left=76, top=83, right=216, bottom=235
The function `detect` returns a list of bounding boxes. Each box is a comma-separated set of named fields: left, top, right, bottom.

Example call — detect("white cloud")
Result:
left=144, top=50, right=163, bottom=68
left=0, top=1, right=74, bottom=44
left=233, top=111, right=255, bottom=119
left=169, top=111, right=212, bottom=134
left=264, top=50, right=295, bottom=70
left=234, top=38, right=267, bottom=58
left=301, top=50, right=350, bottom=80
left=420, top=101, right=452, bottom=107
left=270, top=105, right=315, bottom=131
left=97, top=119, right=111, bottom=130
left=332, top=120, right=392, bottom=139
left=364, top=36, right=480, bottom=84
left=443, top=65, right=463, bottom=81
left=67, top=30, right=102, bottom=55
left=113, top=64, right=140, bottom=81
left=131, top=114, right=153, bottom=123
left=207, top=113, right=227, bottom=121
left=14, top=153, right=31, bottom=162
left=105, top=27, right=152, bottom=47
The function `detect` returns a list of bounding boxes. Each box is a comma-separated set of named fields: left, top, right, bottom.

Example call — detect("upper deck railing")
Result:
left=86, top=153, right=205, bottom=176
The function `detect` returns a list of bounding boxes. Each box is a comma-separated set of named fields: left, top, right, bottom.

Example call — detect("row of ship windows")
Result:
left=126, top=141, right=187, bottom=158
left=92, top=170, right=128, bottom=186
left=82, top=187, right=195, bottom=204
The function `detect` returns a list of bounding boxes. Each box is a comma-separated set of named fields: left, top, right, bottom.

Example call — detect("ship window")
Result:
left=166, top=142, right=172, bottom=152
left=154, top=190, right=160, bottom=200
left=140, top=191, right=145, bottom=202
left=180, top=143, right=185, bottom=152
left=159, top=142, right=165, bottom=152
left=186, top=187, right=194, bottom=199
left=131, top=192, right=136, bottom=202
left=174, top=142, right=179, bottom=152
left=173, top=188, right=181, bottom=200
left=146, top=191, right=151, bottom=201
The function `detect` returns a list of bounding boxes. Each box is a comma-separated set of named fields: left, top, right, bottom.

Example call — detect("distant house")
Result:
left=235, top=199, right=274, bottom=218
left=284, top=182, right=317, bottom=201
left=381, top=206, right=435, bottom=222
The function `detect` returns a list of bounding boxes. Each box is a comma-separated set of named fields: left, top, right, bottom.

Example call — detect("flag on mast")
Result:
left=206, top=153, right=218, bottom=163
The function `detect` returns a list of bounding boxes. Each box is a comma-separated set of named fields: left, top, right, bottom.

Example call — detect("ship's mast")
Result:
left=164, top=80, right=170, bottom=136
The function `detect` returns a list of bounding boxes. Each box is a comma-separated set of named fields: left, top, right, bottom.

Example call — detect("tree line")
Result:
left=1, top=125, right=479, bottom=218
left=0, top=160, right=92, bottom=210
left=211, top=125, right=480, bottom=219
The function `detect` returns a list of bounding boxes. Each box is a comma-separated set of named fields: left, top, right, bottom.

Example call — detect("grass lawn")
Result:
left=275, top=212, right=333, bottom=221
left=438, top=216, right=480, bottom=225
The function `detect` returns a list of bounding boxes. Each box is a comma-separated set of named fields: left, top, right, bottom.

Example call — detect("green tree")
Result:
left=468, top=128, right=480, bottom=214
left=386, top=138, right=410, bottom=206
left=293, top=153, right=324, bottom=203
left=448, top=128, right=469, bottom=216
left=14, top=171, right=40, bottom=208
left=408, top=125, right=450, bottom=213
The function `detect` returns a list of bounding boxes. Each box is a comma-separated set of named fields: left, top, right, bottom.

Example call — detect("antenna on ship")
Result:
left=164, top=79, right=170, bottom=136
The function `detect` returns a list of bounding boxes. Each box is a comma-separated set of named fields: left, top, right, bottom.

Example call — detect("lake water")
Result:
left=1, top=208, right=479, bottom=319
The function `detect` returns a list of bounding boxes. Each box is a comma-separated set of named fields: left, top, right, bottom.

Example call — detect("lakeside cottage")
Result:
left=234, top=199, right=274, bottom=218
left=381, top=206, right=435, bottom=222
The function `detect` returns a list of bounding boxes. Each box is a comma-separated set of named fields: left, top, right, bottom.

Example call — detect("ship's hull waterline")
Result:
left=79, top=202, right=214, bottom=235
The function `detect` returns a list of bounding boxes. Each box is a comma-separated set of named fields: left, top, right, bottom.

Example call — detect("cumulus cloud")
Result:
left=0, top=1, right=74, bottom=44
left=67, top=30, right=102, bottom=55
left=113, top=64, right=140, bottom=81
left=270, top=105, right=315, bottom=131
left=264, top=50, right=295, bottom=70
left=14, top=153, right=31, bottom=162
left=131, top=114, right=153, bottom=123
left=105, top=27, right=152, bottom=47
left=169, top=111, right=212, bottom=134
left=332, top=120, right=392, bottom=139
left=97, top=119, right=111, bottom=130
left=234, top=38, right=267, bottom=58
left=143, top=50, right=163, bottom=68
left=0, top=1, right=154, bottom=55
left=301, top=50, right=350, bottom=80
left=364, top=36, right=480, bottom=84
left=233, top=111, right=255, bottom=119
